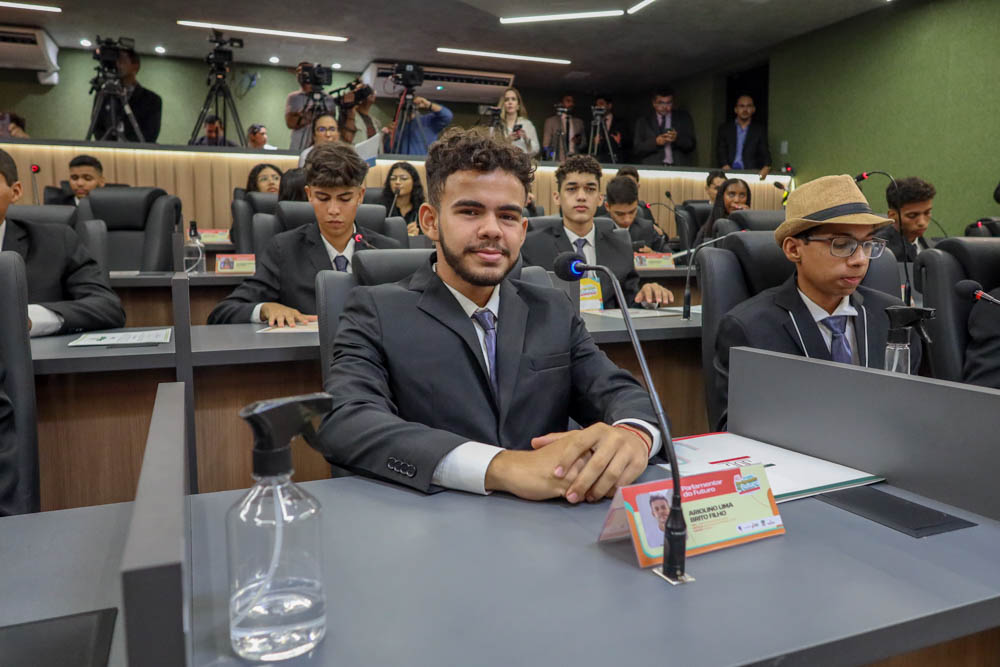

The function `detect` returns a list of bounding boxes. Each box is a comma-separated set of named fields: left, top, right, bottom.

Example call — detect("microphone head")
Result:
left=854, top=172, right=869, bottom=183
left=664, top=190, right=672, bottom=199
left=955, top=279, right=984, bottom=301
left=553, top=251, right=586, bottom=282
left=354, top=233, right=364, bottom=243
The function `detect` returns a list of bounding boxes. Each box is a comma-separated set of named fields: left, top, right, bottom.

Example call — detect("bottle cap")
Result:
left=239, top=393, right=333, bottom=477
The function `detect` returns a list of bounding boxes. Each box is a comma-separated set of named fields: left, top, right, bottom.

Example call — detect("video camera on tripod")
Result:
left=206, top=30, right=242, bottom=78
left=591, top=105, right=608, bottom=117
left=187, top=30, right=246, bottom=146
left=91, top=35, right=134, bottom=75
left=85, top=35, right=146, bottom=142
left=392, top=63, right=424, bottom=89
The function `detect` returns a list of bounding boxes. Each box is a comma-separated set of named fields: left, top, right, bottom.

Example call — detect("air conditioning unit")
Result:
left=0, top=26, right=59, bottom=85
left=361, top=62, right=514, bottom=104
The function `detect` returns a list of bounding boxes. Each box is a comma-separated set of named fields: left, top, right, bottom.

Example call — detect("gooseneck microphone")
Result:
left=388, top=187, right=401, bottom=219
left=955, top=280, right=1000, bottom=306
left=29, top=164, right=41, bottom=205
left=554, top=252, right=689, bottom=583
left=353, top=232, right=376, bottom=250
left=680, top=231, right=742, bottom=320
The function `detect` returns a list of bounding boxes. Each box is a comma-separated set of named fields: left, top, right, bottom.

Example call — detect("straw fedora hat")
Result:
left=774, top=174, right=891, bottom=244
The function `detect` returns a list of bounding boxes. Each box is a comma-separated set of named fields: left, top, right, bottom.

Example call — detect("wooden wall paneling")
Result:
left=192, top=153, right=217, bottom=232
left=134, top=150, right=156, bottom=189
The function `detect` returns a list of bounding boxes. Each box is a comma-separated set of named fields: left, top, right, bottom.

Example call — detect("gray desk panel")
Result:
left=189, top=476, right=1000, bottom=666
left=582, top=311, right=701, bottom=343
left=110, top=272, right=246, bottom=288
left=30, top=327, right=176, bottom=375
left=191, top=324, right=321, bottom=366
left=635, top=266, right=691, bottom=279
left=0, top=503, right=131, bottom=666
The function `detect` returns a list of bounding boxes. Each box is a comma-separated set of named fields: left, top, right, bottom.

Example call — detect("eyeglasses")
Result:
left=803, top=236, right=887, bottom=259
left=316, top=126, right=338, bottom=134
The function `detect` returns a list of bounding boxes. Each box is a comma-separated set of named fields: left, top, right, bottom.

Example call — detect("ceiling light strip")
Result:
left=626, top=0, right=657, bottom=15
left=499, top=9, right=623, bottom=24
left=0, top=1, right=61, bottom=12
left=176, top=20, right=347, bottom=42
left=436, top=47, right=570, bottom=65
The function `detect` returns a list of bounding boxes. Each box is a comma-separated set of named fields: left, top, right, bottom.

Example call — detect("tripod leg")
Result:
left=221, top=84, right=246, bottom=147
left=189, top=84, right=217, bottom=145
left=122, top=97, right=146, bottom=143
left=86, top=90, right=108, bottom=141
left=601, top=122, right=617, bottom=164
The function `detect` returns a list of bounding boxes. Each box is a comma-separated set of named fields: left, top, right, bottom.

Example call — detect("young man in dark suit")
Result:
left=603, top=174, right=669, bottom=253
left=0, top=149, right=125, bottom=336
left=318, top=128, right=664, bottom=502
left=712, top=174, right=921, bottom=429
left=963, top=285, right=1000, bottom=390
left=631, top=87, right=696, bottom=166
left=520, top=154, right=673, bottom=309
left=715, top=94, right=771, bottom=179
left=208, top=142, right=400, bottom=326
left=875, top=177, right=937, bottom=262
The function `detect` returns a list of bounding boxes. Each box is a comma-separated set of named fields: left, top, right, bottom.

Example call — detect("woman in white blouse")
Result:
left=497, top=87, right=539, bottom=157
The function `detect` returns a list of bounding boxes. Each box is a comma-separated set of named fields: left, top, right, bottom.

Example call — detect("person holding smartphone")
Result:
left=497, top=87, right=539, bottom=157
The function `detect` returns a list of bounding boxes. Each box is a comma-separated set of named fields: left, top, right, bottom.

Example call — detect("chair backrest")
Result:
left=232, top=187, right=247, bottom=201
left=916, top=237, right=1000, bottom=381
left=526, top=215, right=562, bottom=233
left=246, top=191, right=278, bottom=215
left=7, top=204, right=77, bottom=226
left=680, top=200, right=712, bottom=228
left=673, top=207, right=697, bottom=252
left=363, top=186, right=385, bottom=206
left=357, top=205, right=409, bottom=247
left=276, top=200, right=316, bottom=232
left=378, top=216, right=409, bottom=247
left=0, top=252, right=39, bottom=514
left=524, top=204, right=546, bottom=217
left=315, top=269, right=359, bottom=385
left=250, top=213, right=282, bottom=256
left=353, top=249, right=434, bottom=286
left=77, top=187, right=178, bottom=271
left=964, top=218, right=1000, bottom=237
left=408, top=234, right=434, bottom=249
left=43, top=183, right=74, bottom=206
left=518, top=265, right=553, bottom=288
left=232, top=193, right=280, bottom=253
left=729, top=209, right=785, bottom=231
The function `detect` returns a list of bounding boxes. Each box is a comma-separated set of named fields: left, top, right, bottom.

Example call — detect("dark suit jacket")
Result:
left=596, top=201, right=654, bottom=224
left=632, top=110, right=696, bottom=166
left=2, top=219, right=125, bottom=334
left=0, top=364, right=14, bottom=517
left=715, top=121, right=771, bottom=169
left=207, top=222, right=400, bottom=323
left=520, top=219, right=640, bottom=309
left=874, top=224, right=936, bottom=263
left=315, top=256, right=657, bottom=492
left=627, top=218, right=670, bottom=252
left=713, top=274, right=921, bottom=430
left=91, top=82, right=162, bottom=143
left=963, top=286, right=1000, bottom=390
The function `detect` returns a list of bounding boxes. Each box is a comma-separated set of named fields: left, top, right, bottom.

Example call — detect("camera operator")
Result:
left=340, top=83, right=392, bottom=148
left=390, top=96, right=452, bottom=156
left=91, top=47, right=162, bottom=143
left=542, top=94, right=585, bottom=161
left=285, top=62, right=336, bottom=153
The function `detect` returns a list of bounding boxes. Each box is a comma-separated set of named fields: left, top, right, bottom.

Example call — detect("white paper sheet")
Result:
left=68, top=328, right=172, bottom=347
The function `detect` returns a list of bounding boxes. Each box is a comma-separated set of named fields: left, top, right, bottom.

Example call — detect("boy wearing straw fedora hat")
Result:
left=712, top=174, right=921, bottom=429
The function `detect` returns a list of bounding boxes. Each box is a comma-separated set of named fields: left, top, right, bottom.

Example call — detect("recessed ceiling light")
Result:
left=176, top=20, right=347, bottom=42
left=499, top=9, right=623, bottom=24
left=268, top=56, right=279, bottom=64
left=626, top=0, right=657, bottom=15
left=80, top=39, right=92, bottom=47
left=0, top=1, right=61, bottom=13
left=437, top=47, right=570, bottom=65
left=154, top=45, right=166, bottom=54
left=331, top=63, right=342, bottom=69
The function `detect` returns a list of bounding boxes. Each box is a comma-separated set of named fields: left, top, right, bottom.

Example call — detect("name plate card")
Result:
left=634, top=252, right=675, bottom=269
left=579, top=276, right=604, bottom=311
left=198, top=229, right=232, bottom=244
left=598, top=464, right=785, bottom=568
left=215, top=254, right=256, bottom=273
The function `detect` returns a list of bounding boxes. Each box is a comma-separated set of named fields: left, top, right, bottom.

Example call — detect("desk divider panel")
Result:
left=728, top=347, right=1000, bottom=521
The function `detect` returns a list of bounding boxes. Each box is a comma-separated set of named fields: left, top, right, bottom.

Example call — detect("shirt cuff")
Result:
left=250, top=303, right=265, bottom=324
left=27, top=304, right=64, bottom=337
left=431, top=441, right=505, bottom=495
left=613, top=418, right=661, bottom=458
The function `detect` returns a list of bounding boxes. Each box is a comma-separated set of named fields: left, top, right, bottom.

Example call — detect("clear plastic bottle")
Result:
left=884, top=342, right=911, bottom=374
left=184, top=220, right=206, bottom=274
left=227, top=473, right=326, bottom=662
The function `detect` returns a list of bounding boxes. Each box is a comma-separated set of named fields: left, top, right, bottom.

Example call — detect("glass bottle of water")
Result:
left=227, top=473, right=326, bottom=662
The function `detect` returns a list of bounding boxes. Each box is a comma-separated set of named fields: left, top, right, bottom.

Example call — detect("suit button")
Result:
left=406, top=464, right=416, bottom=477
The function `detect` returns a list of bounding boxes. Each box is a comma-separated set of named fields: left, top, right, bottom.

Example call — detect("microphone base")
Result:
left=651, top=568, right=696, bottom=585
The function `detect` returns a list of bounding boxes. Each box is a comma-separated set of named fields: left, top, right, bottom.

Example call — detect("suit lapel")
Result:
left=496, top=280, right=528, bottom=425
left=850, top=290, right=870, bottom=367
left=2, top=219, right=29, bottom=257
left=774, top=275, right=832, bottom=361
left=594, top=224, right=619, bottom=306
left=304, top=224, right=334, bottom=272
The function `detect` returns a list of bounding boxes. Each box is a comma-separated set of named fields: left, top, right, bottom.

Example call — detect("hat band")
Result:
left=802, top=202, right=874, bottom=221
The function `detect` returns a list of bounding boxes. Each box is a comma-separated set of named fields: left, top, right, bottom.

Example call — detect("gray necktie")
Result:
left=471, top=308, right=498, bottom=397
left=333, top=255, right=349, bottom=272
left=821, top=316, right=852, bottom=364
left=573, top=237, right=587, bottom=259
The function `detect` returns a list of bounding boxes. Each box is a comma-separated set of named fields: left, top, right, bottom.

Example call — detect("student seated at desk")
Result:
left=712, top=174, right=921, bottom=430
left=603, top=174, right=669, bottom=253
left=875, top=177, right=937, bottom=262
left=520, top=154, right=673, bottom=309
left=317, top=128, right=664, bottom=502
left=963, top=285, right=1000, bottom=390
left=208, top=142, right=400, bottom=327
left=0, top=149, right=125, bottom=337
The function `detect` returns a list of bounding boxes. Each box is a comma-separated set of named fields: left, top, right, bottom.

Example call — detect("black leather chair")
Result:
left=408, top=234, right=434, bottom=249
left=0, top=252, right=40, bottom=515
left=231, top=192, right=279, bottom=253
left=524, top=204, right=546, bottom=217
left=44, top=181, right=74, bottom=206
left=697, top=231, right=902, bottom=429
left=915, top=237, right=1000, bottom=382
left=316, top=270, right=359, bottom=384
left=679, top=200, right=712, bottom=230
left=673, top=207, right=697, bottom=253
left=363, top=186, right=385, bottom=206
left=8, top=204, right=109, bottom=276
left=232, top=187, right=248, bottom=201
left=525, top=215, right=562, bottom=233
left=964, top=218, right=1000, bottom=237
left=355, top=205, right=408, bottom=248
left=713, top=209, right=785, bottom=237
left=76, top=187, right=180, bottom=272
left=353, top=249, right=435, bottom=286
left=8, top=204, right=77, bottom=227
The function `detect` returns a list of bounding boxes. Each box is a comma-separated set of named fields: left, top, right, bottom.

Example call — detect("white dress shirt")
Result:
left=562, top=223, right=598, bottom=267
left=0, top=219, right=65, bottom=337
left=250, top=226, right=357, bottom=322
left=797, top=289, right=860, bottom=364
left=431, top=268, right=661, bottom=495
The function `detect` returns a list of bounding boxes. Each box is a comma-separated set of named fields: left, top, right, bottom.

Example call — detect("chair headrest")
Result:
left=83, top=187, right=167, bottom=230
left=353, top=249, right=434, bottom=286
left=527, top=216, right=563, bottom=232
left=680, top=200, right=712, bottom=225
left=233, top=187, right=247, bottom=201
left=7, top=204, right=77, bottom=227
left=246, top=191, right=278, bottom=215
left=936, top=237, right=1000, bottom=291
left=362, top=186, right=385, bottom=206
left=720, top=231, right=794, bottom=296
left=276, top=201, right=317, bottom=231
left=356, top=204, right=387, bottom=232
left=728, top=209, right=785, bottom=231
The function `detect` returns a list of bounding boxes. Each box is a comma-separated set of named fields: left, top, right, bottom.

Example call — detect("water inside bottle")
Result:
left=230, top=576, right=326, bottom=661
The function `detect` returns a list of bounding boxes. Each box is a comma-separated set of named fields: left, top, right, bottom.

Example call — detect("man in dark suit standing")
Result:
left=713, top=175, right=921, bottom=430
left=603, top=175, right=669, bottom=253
left=209, top=142, right=400, bottom=326
left=875, top=177, right=937, bottom=262
left=520, top=155, right=674, bottom=309
left=716, top=95, right=771, bottom=179
left=963, top=286, right=1000, bottom=390
left=318, top=128, right=664, bottom=502
left=0, top=150, right=125, bottom=336
left=631, top=87, right=696, bottom=166
left=91, top=48, right=162, bottom=143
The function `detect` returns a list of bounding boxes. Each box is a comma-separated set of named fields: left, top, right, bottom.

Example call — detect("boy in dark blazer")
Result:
left=875, top=177, right=937, bottom=263
left=208, top=142, right=400, bottom=326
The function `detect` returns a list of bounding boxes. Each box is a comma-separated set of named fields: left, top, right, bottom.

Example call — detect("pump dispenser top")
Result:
left=885, top=305, right=935, bottom=345
left=239, top=392, right=332, bottom=478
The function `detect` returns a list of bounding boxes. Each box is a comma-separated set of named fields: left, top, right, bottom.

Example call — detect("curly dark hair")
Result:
left=381, top=161, right=425, bottom=211
left=886, top=177, right=936, bottom=210
left=425, top=127, right=534, bottom=208
left=304, top=142, right=368, bottom=188
left=555, top=154, right=601, bottom=190
left=246, top=163, right=283, bottom=193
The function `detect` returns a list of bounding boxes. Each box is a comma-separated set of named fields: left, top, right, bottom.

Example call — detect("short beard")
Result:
left=439, top=234, right=515, bottom=287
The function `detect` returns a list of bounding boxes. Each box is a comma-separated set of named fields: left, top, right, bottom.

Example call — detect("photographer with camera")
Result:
left=542, top=94, right=585, bottom=162
left=285, top=62, right=337, bottom=152
left=338, top=83, right=391, bottom=148
left=90, top=44, right=162, bottom=143
left=390, top=95, right=452, bottom=157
